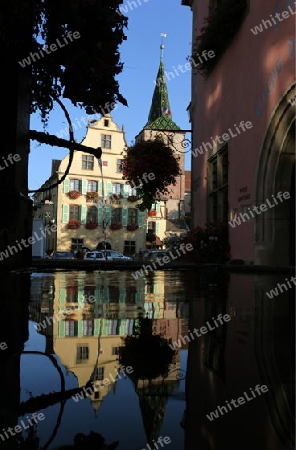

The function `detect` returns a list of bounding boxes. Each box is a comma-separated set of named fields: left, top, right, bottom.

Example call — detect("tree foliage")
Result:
left=0, top=0, right=128, bottom=120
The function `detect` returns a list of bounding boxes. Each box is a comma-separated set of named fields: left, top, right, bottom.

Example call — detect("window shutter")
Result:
left=123, top=184, right=129, bottom=198
left=104, top=287, right=110, bottom=303
left=98, top=207, right=103, bottom=225
left=58, top=321, right=65, bottom=338
left=106, top=181, right=113, bottom=196
left=62, top=204, right=69, bottom=223
left=63, top=178, right=70, bottom=193
left=81, top=205, right=87, bottom=224
left=94, top=319, right=100, bottom=336
left=119, top=288, right=126, bottom=303
left=59, top=288, right=66, bottom=304
left=156, top=222, right=160, bottom=235
left=78, top=291, right=85, bottom=310
left=156, top=203, right=161, bottom=212
left=82, top=180, right=87, bottom=195
left=138, top=211, right=144, bottom=227
left=119, top=320, right=127, bottom=335
left=122, top=208, right=128, bottom=226
left=105, top=207, right=111, bottom=225
left=95, top=288, right=100, bottom=305
left=78, top=320, right=83, bottom=337
left=98, top=180, right=103, bottom=196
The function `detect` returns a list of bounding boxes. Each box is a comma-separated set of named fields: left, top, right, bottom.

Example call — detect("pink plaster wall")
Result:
left=191, top=0, right=295, bottom=262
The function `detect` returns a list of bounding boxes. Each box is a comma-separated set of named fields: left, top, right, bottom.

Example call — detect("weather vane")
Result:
left=160, top=32, right=167, bottom=58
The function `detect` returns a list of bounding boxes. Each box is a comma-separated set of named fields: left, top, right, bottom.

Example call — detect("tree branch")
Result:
left=29, top=130, right=102, bottom=159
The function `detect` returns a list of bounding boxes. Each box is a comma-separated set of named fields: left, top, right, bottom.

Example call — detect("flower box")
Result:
left=110, top=194, right=122, bottom=200
left=127, top=224, right=139, bottom=231
left=127, top=195, right=138, bottom=202
left=68, top=190, right=81, bottom=199
left=110, top=223, right=122, bottom=230
left=86, top=191, right=99, bottom=200
left=85, top=222, right=98, bottom=229
left=148, top=210, right=157, bottom=217
left=67, top=219, right=80, bottom=229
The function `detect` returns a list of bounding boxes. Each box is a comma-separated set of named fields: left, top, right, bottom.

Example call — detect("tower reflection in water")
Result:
left=27, top=270, right=188, bottom=449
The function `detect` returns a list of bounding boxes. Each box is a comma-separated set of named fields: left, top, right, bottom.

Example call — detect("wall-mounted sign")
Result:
left=238, top=186, right=250, bottom=202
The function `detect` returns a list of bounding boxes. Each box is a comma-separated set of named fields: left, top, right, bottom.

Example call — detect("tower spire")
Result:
left=144, top=34, right=180, bottom=131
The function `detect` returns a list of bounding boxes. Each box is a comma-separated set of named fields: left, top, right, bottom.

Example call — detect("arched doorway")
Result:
left=96, top=241, right=112, bottom=250
left=255, top=83, right=296, bottom=266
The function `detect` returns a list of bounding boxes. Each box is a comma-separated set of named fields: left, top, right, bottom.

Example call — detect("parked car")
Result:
left=102, top=250, right=132, bottom=262
left=84, top=251, right=106, bottom=261
left=51, top=251, right=74, bottom=259
left=145, top=250, right=170, bottom=262
left=133, top=249, right=151, bottom=261
left=73, top=246, right=92, bottom=259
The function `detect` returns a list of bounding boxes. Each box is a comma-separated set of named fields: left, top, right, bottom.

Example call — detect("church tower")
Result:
left=135, top=39, right=187, bottom=246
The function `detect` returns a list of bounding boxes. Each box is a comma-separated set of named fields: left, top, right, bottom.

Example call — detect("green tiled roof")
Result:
left=144, top=116, right=180, bottom=131
left=144, top=57, right=180, bottom=131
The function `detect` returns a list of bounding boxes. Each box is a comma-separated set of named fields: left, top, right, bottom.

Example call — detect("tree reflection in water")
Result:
left=119, top=315, right=179, bottom=447
left=119, top=315, right=176, bottom=380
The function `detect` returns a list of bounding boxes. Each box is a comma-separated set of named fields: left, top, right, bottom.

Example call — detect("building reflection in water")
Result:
left=28, top=270, right=188, bottom=447
left=184, top=270, right=295, bottom=450
left=2, top=269, right=292, bottom=449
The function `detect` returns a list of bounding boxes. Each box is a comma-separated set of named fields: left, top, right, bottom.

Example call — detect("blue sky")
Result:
left=28, top=0, right=192, bottom=192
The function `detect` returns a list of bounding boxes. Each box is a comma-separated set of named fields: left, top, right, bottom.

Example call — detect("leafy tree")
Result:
left=0, top=0, right=128, bottom=268
left=1, top=0, right=128, bottom=120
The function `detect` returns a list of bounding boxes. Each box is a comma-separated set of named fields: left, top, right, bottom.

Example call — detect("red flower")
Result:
left=67, top=219, right=80, bottom=229
left=110, top=223, right=122, bottom=230
left=85, top=222, right=98, bottom=229
left=68, top=190, right=81, bottom=199
left=122, top=138, right=181, bottom=210
left=86, top=191, right=98, bottom=199
left=127, top=224, right=139, bottom=231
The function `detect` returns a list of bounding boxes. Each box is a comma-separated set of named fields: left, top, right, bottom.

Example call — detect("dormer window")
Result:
left=104, top=119, right=109, bottom=127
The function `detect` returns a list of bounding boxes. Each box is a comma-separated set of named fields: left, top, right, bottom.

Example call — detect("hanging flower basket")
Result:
left=119, top=317, right=176, bottom=380
left=110, top=223, right=122, bottom=230
left=110, top=193, right=123, bottom=200
left=85, top=221, right=98, bottom=229
left=68, top=190, right=81, bottom=199
left=122, top=138, right=181, bottom=211
left=146, top=231, right=156, bottom=242
left=86, top=191, right=99, bottom=200
left=127, top=224, right=139, bottom=232
left=67, top=219, right=80, bottom=229
left=127, top=195, right=138, bottom=202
